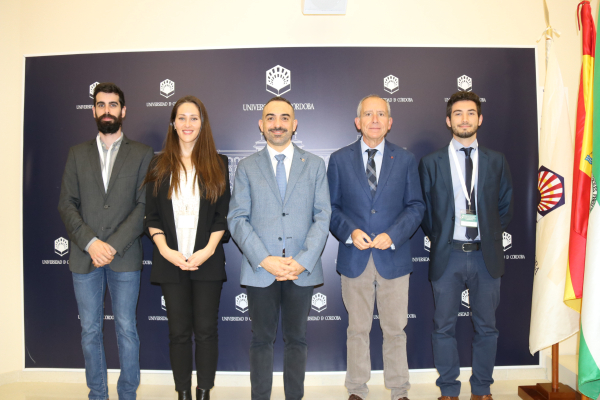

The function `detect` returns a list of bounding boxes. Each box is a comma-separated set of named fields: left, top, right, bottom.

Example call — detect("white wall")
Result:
left=1, top=0, right=590, bottom=379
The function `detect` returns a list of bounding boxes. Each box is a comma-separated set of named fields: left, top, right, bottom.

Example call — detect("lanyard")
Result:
left=96, top=136, right=117, bottom=192
left=449, top=141, right=478, bottom=208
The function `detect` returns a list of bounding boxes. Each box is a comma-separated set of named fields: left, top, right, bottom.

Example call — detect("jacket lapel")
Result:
left=88, top=138, right=106, bottom=198
left=106, top=135, right=131, bottom=197
left=373, top=141, right=394, bottom=204
left=439, top=147, right=455, bottom=213
left=255, top=146, right=282, bottom=204
left=477, top=146, right=488, bottom=205
left=283, top=145, right=307, bottom=205
left=160, top=177, right=178, bottom=250
left=351, top=140, right=373, bottom=201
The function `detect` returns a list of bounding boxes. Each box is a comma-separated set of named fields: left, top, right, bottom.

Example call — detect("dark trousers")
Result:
left=247, top=281, right=314, bottom=400
left=431, top=248, right=501, bottom=397
left=160, top=274, right=223, bottom=391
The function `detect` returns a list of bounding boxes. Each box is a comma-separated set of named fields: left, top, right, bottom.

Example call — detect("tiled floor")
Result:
left=0, top=379, right=546, bottom=400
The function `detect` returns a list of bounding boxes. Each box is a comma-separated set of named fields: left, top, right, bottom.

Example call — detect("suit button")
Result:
left=452, top=216, right=455, bottom=221
left=371, top=209, right=376, bottom=214
left=282, top=213, right=285, bottom=216
left=278, top=237, right=282, bottom=241
left=371, top=233, right=375, bottom=237
left=448, top=240, right=452, bottom=244
left=104, top=205, right=109, bottom=209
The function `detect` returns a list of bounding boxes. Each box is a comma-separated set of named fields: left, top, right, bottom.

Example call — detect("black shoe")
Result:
left=196, top=387, right=210, bottom=400
left=177, top=389, right=192, bottom=400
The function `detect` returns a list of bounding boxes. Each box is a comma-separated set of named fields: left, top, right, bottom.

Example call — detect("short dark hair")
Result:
left=264, top=96, right=293, bottom=111
left=93, top=82, right=125, bottom=107
left=446, top=91, right=481, bottom=118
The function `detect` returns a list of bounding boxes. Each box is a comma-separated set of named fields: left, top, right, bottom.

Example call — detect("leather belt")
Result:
left=452, top=241, right=481, bottom=252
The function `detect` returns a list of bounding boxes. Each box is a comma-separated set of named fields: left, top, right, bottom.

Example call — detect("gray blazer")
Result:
left=227, top=144, right=331, bottom=287
left=58, top=134, right=154, bottom=274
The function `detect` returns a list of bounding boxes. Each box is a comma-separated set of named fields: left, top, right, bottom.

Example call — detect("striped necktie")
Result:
left=366, top=149, right=377, bottom=197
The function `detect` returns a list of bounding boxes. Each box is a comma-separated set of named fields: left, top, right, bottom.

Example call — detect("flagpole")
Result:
left=552, top=344, right=559, bottom=391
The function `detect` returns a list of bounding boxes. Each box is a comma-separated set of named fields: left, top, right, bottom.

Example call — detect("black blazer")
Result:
left=418, top=144, right=513, bottom=281
left=144, top=154, right=230, bottom=283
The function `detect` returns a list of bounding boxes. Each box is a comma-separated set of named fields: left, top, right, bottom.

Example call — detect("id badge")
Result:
left=178, top=215, right=196, bottom=229
left=460, top=209, right=478, bottom=227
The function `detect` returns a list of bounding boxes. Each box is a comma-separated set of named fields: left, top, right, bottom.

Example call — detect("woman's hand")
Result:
left=187, top=246, right=215, bottom=269
left=161, top=248, right=196, bottom=271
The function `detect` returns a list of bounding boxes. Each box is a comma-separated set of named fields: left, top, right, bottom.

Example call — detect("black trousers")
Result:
left=161, top=274, right=223, bottom=391
left=247, top=280, right=314, bottom=400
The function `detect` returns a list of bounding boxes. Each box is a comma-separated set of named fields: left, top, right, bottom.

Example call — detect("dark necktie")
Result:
left=460, top=147, right=478, bottom=240
left=366, top=149, right=377, bottom=197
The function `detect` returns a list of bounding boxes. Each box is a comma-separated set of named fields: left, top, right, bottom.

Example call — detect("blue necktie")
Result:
left=275, top=154, right=287, bottom=254
left=275, top=154, right=286, bottom=201
left=366, top=149, right=377, bottom=197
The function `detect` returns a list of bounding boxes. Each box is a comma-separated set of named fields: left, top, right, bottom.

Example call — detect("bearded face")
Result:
left=94, top=112, right=123, bottom=134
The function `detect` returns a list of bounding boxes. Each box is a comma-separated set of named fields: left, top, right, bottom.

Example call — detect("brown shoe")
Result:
left=397, top=397, right=411, bottom=400
left=471, top=395, right=493, bottom=400
left=439, top=397, right=459, bottom=400
left=349, top=395, right=364, bottom=400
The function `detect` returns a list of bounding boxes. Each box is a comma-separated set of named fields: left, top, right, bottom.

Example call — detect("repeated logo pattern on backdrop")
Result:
left=23, top=46, right=538, bottom=372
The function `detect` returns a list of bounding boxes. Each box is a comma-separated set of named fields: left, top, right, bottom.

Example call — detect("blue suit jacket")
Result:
left=328, top=139, right=425, bottom=279
left=227, top=144, right=331, bottom=287
left=418, top=144, right=513, bottom=281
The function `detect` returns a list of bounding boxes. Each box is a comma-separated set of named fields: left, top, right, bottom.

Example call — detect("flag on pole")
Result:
left=529, top=29, right=580, bottom=355
left=565, top=0, right=595, bottom=312
left=578, top=1, right=600, bottom=396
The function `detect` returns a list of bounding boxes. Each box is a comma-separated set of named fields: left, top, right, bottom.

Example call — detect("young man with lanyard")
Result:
left=418, top=91, right=513, bottom=400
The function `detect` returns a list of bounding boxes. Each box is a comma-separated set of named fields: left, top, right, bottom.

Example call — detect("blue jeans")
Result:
left=73, top=267, right=141, bottom=400
left=431, top=248, right=501, bottom=397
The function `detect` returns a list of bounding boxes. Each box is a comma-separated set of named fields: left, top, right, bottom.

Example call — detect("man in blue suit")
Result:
left=418, top=91, right=513, bottom=400
left=228, top=97, right=331, bottom=400
left=328, top=95, right=425, bottom=400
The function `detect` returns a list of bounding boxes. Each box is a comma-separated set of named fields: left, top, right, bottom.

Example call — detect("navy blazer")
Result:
left=144, top=154, right=230, bottom=284
left=418, top=144, right=513, bottom=281
left=328, top=139, right=425, bottom=279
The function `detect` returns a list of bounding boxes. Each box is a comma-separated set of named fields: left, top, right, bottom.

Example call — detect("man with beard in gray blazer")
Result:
left=228, top=97, right=331, bottom=400
left=58, top=82, right=153, bottom=400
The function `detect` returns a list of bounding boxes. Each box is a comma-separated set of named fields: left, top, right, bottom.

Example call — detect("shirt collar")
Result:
left=451, top=137, right=478, bottom=152
left=266, top=142, right=294, bottom=160
left=97, top=133, right=124, bottom=151
left=360, top=137, right=386, bottom=155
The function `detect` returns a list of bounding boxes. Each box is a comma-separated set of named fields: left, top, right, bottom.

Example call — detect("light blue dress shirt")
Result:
left=448, top=138, right=480, bottom=241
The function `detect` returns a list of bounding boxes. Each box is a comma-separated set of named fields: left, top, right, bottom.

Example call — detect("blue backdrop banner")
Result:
left=24, top=46, right=538, bottom=372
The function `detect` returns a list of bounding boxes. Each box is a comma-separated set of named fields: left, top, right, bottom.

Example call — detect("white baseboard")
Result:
left=0, top=366, right=548, bottom=388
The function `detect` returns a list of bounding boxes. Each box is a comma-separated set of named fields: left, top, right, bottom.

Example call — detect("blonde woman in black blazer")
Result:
left=144, top=96, right=230, bottom=400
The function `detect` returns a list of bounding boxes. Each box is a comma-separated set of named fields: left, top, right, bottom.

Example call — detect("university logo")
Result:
left=503, top=232, right=512, bottom=251
left=311, top=292, right=327, bottom=313
left=457, top=75, right=472, bottom=92
left=161, top=296, right=167, bottom=311
left=89, top=82, right=99, bottom=99
left=54, top=237, right=69, bottom=257
left=537, top=166, right=566, bottom=220
left=384, top=75, right=399, bottom=94
left=236, top=293, right=249, bottom=313
left=424, top=236, right=431, bottom=252
left=461, top=289, right=470, bottom=308
left=266, top=65, right=291, bottom=96
left=160, top=79, right=175, bottom=98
